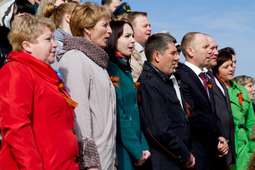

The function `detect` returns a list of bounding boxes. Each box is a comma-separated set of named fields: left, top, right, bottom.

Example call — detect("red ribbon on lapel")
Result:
left=186, top=102, right=191, bottom=117
left=134, top=82, right=141, bottom=103
left=59, top=83, right=78, bottom=108
left=110, top=76, right=120, bottom=88
left=237, top=91, right=244, bottom=105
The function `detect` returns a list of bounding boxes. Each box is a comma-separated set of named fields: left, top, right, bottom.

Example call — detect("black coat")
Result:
left=211, top=74, right=236, bottom=167
left=138, top=61, right=191, bottom=170
left=175, top=64, right=225, bottom=170
left=0, top=26, right=12, bottom=69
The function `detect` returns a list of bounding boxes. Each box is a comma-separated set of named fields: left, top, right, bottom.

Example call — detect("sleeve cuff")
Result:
left=78, top=138, right=100, bottom=169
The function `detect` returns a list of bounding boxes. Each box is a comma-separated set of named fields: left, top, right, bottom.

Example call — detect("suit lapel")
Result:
left=182, top=65, right=214, bottom=111
left=183, top=65, right=208, bottom=98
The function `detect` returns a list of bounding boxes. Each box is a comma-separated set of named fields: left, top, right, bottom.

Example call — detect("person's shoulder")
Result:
left=107, top=61, right=122, bottom=76
left=139, top=70, right=161, bottom=88
left=175, top=65, right=192, bottom=79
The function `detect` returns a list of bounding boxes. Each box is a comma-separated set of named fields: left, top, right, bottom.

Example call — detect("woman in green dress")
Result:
left=213, top=50, right=255, bottom=170
left=106, top=21, right=151, bottom=170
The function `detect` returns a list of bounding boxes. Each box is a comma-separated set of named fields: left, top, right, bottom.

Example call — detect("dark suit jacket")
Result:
left=138, top=61, right=191, bottom=170
left=212, top=74, right=236, bottom=166
left=176, top=64, right=225, bottom=170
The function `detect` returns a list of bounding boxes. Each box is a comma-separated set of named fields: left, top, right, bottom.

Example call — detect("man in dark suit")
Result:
left=138, top=33, right=195, bottom=170
left=175, top=32, right=229, bottom=170
left=204, top=35, right=236, bottom=169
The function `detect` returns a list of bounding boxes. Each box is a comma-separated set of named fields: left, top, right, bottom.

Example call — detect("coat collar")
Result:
left=62, top=36, right=109, bottom=69
left=7, top=51, right=59, bottom=85
left=143, top=61, right=173, bottom=85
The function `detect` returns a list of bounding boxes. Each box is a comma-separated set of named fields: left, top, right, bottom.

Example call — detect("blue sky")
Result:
left=86, top=0, right=255, bottom=78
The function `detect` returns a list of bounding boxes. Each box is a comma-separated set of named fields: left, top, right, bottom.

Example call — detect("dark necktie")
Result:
left=207, top=70, right=225, bottom=97
left=199, top=72, right=209, bottom=96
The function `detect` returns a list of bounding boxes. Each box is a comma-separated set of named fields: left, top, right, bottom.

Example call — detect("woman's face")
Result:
left=116, top=23, right=135, bottom=57
left=29, top=27, right=57, bottom=64
left=218, top=59, right=234, bottom=82
left=244, top=82, right=255, bottom=100
left=89, top=18, right=112, bottom=48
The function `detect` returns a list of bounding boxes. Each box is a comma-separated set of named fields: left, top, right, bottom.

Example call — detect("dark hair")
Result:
left=219, top=47, right=235, bottom=56
left=102, top=0, right=113, bottom=5
left=145, top=33, right=177, bottom=62
left=10, top=0, right=35, bottom=24
left=15, top=0, right=35, bottom=15
left=106, top=21, right=133, bottom=71
left=212, top=50, right=233, bottom=73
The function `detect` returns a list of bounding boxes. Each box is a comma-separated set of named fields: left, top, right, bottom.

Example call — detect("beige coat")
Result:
left=130, top=42, right=146, bottom=82
left=57, top=37, right=116, bottom=170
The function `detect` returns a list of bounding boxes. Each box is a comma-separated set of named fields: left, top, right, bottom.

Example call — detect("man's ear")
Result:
left=22, top=41, right=32, bottom=54
left=186, top=46, right=194, bottom=58
left=154, top=51, right=161, bottom=63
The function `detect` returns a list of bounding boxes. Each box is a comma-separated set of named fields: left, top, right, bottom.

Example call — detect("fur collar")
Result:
left=63, top=36, right=109, bottom=69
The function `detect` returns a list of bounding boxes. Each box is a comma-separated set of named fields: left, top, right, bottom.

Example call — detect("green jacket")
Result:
left=228, top=80, right=255, bottom=170
left=107, top=60, right=149, bottom=170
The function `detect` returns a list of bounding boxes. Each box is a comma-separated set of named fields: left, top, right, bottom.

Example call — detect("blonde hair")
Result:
left=36, top=0, right=56, bottom=16
left=233, top=75, right=255, bottom=86
left=70, top=2, right=111, bottom=37
left=8, top=14, right=56, bottom=51
left=43, top=2, right=77, bottom=28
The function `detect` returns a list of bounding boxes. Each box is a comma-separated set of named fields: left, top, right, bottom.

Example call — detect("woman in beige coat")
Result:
left=57, top=2, right=116, bottom=170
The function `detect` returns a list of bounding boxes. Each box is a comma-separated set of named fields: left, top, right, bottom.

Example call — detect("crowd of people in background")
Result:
left=0, top=0, right=255, bottom=170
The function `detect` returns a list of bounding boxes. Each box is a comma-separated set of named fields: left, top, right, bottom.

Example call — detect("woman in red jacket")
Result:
left=0, top=14, right=79, bottom=170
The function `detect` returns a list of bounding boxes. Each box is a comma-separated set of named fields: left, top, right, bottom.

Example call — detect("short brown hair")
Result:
left=8, top=14, right=55, bottom=51
left=145, top=33, right=176, bottom=62
left=127, top=11, right=147, bottom=27
left=70, top=2, right=111, bottom=37
left=181, top=32, right=201, bottom=58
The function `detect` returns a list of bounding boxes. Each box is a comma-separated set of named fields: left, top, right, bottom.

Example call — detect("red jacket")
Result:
left=0, top=51, right=79, bottom=170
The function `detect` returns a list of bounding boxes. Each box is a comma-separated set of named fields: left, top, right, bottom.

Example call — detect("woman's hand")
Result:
left=134, top=150, right=151, bottom=166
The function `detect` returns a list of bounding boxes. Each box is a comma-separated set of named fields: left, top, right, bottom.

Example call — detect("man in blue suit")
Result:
left=175, top=32, right=229, bottom=170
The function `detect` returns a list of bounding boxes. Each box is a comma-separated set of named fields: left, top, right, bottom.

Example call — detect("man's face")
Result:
left=105, top=0, right=122, bottom=13
left=191, top=34, right=212, bottom=70
left=207, top=36, right=218, bottom=68
left=157, top=42, right=179, bottom=76
left=133, top=15, right=151, bottom=47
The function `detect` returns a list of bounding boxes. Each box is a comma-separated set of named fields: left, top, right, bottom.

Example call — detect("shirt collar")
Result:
left=185, top=61, right=204, bottom=75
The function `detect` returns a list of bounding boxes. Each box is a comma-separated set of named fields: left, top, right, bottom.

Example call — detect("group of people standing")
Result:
left=0, top=0, right=255, bottom=170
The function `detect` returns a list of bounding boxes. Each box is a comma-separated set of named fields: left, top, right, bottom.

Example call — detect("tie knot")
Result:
left=207, top=70, right=214, bottom=78
left=199, top=72, right=206, bottom=79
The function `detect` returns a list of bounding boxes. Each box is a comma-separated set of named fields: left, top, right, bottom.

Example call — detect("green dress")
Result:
left=107, top=59, right=149, bottom=170
left=228, top=80, right=255, bottom=170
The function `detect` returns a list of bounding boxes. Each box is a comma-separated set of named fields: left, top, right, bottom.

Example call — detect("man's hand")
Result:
left=184, top=153, right=195, bottom=169
left=217, top=136, right=229, bottom=157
